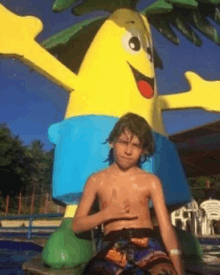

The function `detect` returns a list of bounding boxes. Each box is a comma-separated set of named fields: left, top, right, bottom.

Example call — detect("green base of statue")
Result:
left=42, top=217, right=94, bottom=269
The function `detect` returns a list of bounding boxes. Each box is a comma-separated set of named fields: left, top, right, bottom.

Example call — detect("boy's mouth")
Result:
left=121, top=156, right=132, bottom=160
left=128, top=63, right=154, bottom=99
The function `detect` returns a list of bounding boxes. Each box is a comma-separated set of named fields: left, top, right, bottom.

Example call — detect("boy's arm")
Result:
left=149, top=175, right=185, bottom=275
left=72, top=175, right=108, bottom=233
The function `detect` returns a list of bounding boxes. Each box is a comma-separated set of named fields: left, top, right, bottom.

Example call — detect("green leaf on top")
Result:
left=52, top=0, right=78, bottom=12
left=72, top=0, right=138, bottom=16
left=149, top=15, right=179, bottom=44
left=42, top=15, right=107, bottom=49
left=167, top=0, right=198, bottom=9
left=143, top=0, right=173, bottom=14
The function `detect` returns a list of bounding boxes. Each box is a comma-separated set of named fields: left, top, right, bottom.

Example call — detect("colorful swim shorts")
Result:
left=83, top=228, right=172, bottom=274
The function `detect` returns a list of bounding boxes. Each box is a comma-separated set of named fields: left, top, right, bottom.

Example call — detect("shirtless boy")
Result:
left=72, top=113, right=184, bottom=275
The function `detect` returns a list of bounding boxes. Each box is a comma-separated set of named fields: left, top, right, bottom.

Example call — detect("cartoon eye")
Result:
left=147, top=47, right=153, bottom=62
left=129, top=37, right=141, bottom=51
left=122, top=28, right=142, bottom=54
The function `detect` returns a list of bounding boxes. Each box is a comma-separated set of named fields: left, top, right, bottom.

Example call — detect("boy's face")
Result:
left=111, top=128, right=146, bottom=170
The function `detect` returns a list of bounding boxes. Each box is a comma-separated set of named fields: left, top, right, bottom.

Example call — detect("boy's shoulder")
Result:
left=136, top=168, right=155, bottom=177
left=88, top=167, right=109, bottom=182
left=137, top=169, right=161, bottom=183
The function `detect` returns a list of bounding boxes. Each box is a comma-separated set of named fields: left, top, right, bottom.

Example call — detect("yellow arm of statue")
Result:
left=0, top=4, right=79, bottom=92
left=159, top=71, right=220, bottom=112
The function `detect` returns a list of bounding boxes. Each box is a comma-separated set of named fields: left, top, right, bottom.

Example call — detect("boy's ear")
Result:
left=109, top=143, right=113, bottom=148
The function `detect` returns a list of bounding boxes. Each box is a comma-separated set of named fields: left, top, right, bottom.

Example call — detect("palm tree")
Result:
left=42, top=0, right=220, bottom=71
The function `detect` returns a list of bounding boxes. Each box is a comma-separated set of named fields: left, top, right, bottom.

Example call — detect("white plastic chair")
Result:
left=171, top=199, right=200, bottom=234
left=200, top=199, right=220, bottom=235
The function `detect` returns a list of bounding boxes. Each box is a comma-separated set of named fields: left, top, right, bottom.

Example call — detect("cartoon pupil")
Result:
left=129, top=36, right=141, bottom=50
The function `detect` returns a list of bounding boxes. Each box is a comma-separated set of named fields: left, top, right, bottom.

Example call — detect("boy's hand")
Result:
left=106, top=189, right=138, bottom=220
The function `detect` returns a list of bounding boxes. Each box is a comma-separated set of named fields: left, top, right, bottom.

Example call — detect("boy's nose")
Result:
left=125, top=144, right=132, bottom=155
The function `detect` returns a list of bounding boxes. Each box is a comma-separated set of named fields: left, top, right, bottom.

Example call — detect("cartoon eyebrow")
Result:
left=126, top=21, right=135, bottom=24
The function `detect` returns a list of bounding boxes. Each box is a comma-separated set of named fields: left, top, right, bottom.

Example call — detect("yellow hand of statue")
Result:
left=0, top=4, right=78, bottom=94
left=185, top=71, right=220, bottom=112
left=0, top=4, right=43, bottom=55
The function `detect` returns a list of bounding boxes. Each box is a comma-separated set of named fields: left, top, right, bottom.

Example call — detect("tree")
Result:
left=0, top=123, right=54, bottom=197
left=0, top=123, right=28, bottom=197
left=188, top=174, right=220, bottom=203
left=0, top=123, right=55, bottom=213
left=24, top=140, right=54, bottom=196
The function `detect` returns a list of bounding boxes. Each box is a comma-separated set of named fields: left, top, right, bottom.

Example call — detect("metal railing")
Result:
left=0, top=213, right=63, bottom=239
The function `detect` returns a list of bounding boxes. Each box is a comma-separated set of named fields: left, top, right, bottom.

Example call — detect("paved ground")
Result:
left=201, top=243, right=220, bottom=272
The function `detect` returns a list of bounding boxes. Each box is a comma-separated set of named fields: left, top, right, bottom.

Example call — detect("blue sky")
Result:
left=1, top=0, right=220, bottom=150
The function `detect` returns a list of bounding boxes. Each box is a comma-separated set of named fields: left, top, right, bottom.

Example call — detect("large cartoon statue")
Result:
left=0, top=0, right=220, bottom=270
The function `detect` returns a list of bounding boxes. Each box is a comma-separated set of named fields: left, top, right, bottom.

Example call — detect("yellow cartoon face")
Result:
left=66, top=9, right=162, bottom=132
left=119, top=13, right=155, bottom=100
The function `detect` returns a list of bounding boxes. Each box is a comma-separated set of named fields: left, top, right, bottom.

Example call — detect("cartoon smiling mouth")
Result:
left=128, top=63, right=154, bottom=99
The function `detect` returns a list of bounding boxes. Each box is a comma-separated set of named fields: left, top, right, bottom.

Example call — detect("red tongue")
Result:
left=137, top=80, right=154, bottom=99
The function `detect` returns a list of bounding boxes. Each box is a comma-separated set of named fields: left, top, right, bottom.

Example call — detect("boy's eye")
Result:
left=134, top=144, right=141, bottom=149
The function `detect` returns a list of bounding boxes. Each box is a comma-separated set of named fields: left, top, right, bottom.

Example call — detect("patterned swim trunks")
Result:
left=83, top=228, right=172, bottom=274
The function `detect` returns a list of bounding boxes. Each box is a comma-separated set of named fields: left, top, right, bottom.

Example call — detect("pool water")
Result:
left=0, top=241, right=42, bottom=275
left=198, top=238, right=220, bottom=245
left=1, top=238, right=220, bottom=274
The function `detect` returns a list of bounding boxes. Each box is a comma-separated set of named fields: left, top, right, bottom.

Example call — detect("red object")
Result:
left=137, top=80, right=154, bottom=99
left=5, top=195, right=9, bottom=216
left=45, top=193, right=49, bottom=214
left=31, top=193, right=35, bottom=214
left=206, top=180, right=211, bottom=188
left=18, top=192, right=22, bottom=214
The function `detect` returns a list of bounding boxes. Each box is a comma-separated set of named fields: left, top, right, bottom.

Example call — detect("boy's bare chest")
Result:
left=97, top=176, right=149, bottom=205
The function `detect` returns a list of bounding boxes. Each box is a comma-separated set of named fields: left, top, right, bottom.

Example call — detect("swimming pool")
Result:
left=1, top=237, right=220, bottom=275
left=198, top=237, right=220, bottom=245
left=0, top=240, right=42, bottom=275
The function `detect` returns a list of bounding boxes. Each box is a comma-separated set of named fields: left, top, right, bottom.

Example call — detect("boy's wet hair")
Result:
left=106, top=113, right=155, bottom=165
